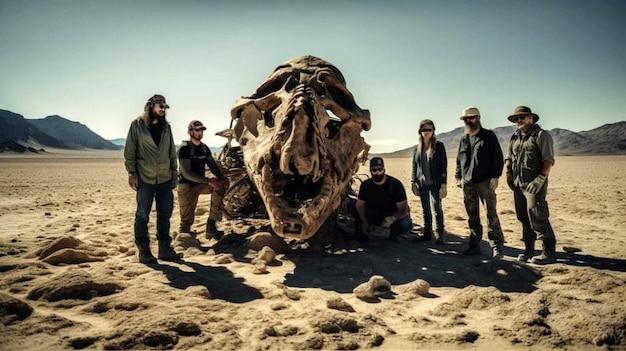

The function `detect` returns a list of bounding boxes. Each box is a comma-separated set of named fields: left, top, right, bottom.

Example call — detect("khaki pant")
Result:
left=177, top=179, right=225, bottom=232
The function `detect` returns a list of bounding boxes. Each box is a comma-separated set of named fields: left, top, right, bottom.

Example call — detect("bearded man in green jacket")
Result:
left=124, top=94, right=182, bottom=264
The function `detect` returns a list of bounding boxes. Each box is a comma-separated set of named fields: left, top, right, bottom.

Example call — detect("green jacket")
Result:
left=124, top=116, right=177, bottom=184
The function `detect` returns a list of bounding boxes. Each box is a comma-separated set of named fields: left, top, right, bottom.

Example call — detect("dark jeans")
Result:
left=513, top=181, right=555, bottom=242
left=134, top=178, right=174, bottom=245
left=419, top=184, right=444, bottom=232
left=463, top=180, right=504, bottom=246
left=347, top=199, right=412, bottom=237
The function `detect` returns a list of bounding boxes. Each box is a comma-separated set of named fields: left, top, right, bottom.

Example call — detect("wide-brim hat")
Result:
left=508, top=105, right=539, bottom=122
left=460, top=106, right=480, bottom=119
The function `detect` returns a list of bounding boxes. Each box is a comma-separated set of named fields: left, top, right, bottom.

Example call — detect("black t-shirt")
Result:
left=149, top=121, right=163, bottom=146
left=178, top=143, right=214, bottom=184
left=357, top=175, right=407, bottom=213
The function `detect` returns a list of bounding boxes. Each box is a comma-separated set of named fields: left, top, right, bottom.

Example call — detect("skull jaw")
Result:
left=249, top=162, right=343, bottom=240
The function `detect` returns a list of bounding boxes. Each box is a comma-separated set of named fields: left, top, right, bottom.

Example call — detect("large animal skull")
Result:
left=231, top=56, right=371, bottom=240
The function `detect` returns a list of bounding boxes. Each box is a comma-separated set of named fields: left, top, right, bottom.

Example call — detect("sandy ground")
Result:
left=1, top=153, right=625, bottom=351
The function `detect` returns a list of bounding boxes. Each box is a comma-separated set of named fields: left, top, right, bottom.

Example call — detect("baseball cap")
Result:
left=188, top=120, right=206, bottom=130
left=147, top=94, right=169, bottom=108
left=370, top=157, right=384, bottom=168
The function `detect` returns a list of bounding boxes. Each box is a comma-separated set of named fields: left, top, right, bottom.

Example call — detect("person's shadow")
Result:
left=282, top=231, right=543, bottom=294
left=150, top=260, right=263, bottom=303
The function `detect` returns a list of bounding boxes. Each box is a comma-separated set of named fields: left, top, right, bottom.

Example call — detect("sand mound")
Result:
left=26, top=270, right=124, bottom=302
left=0, top=292, right=33, bottom=324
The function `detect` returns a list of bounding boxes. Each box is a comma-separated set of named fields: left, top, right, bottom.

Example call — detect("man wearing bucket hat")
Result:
left=350, top=157, right=412, bottom=241
left=124, top=94, right=182, bottom=264
left=505, top=106, right=557, bottom=264
left=177, top=120, right=229, bottom=240
left=455, top=106, right=506, bottom=258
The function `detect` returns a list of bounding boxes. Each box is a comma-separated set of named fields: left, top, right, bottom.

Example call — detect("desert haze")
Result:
left=1, top=154, right=625, bottom=351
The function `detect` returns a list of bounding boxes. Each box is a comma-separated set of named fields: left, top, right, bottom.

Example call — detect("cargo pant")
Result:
left=463, top=180, right=505, bottom=247
left=513, top=180, right=555, bottom=242
left=177, top=179, right=226, bottom=232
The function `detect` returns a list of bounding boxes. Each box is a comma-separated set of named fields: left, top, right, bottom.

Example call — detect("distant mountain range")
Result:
left=1, top=108, right=625, bottom=156
left=374, top=122, right=626, bottom=158
left=0, top=109, right=122, bottom=153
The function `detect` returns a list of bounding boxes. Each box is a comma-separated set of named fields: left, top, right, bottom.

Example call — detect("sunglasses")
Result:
left=511, top=114, right=528, bottom=123
left=158, top=104, right=169, bottom=109
left=462, top=115, right=478, bottom=121
left=420, top=129, right=433, bottom=132
left=371, top=167, right=384, bottom=173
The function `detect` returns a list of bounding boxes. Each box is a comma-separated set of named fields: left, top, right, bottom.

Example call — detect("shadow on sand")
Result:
left=280, top=228, right=626, bottom=295
left=150, top=260, right=263, bottom=303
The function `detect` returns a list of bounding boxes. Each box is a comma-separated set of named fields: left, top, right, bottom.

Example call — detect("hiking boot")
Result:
left=492, top=245, right=504, bottom=259
left=137, top=243, right=157, bottom=264
left=462, top=242, right=481, bottom=256
left=517, top=240, right=535, bottom=263
left=206, top=219, right=224, bottom=240
left=530, top=240, right=556, bottom=265
left=158, top=240, right=182, bottom=261
left=530, top=252, right=556, bottom=265
left=435, top=229, right=445, bottom=245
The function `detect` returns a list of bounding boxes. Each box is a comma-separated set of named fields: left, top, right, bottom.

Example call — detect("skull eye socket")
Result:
left=326, top=110, right=343, bottom=139
left=263, top=109, right=275, bottom=128
left=327, top=85, right=356, bottom=111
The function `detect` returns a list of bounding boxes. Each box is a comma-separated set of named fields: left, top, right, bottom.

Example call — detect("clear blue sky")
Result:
left=1, top=0, right=624, bottom=153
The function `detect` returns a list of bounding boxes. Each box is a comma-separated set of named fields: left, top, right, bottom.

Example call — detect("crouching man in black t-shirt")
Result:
left=348, top=157, right=412, bottom=241
left=177, top=120, right=229, bottom=239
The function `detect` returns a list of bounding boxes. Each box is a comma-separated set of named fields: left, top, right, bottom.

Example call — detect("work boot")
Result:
left=158, top=240, right=182, bottom=261
left=206, top=219, right=224, bottom=240
left=435, top=229, right=445, bottom=245
left=462, top=240, right=481, bottom=256
left=416, top=227, right=432, bottom=242
left=530, top=240, right=556, bottom=265
left=137, top=243, right=157, bottom=264
left=492, top=244, right=504, bottom=260
left=517, top=240, right=535, bottom=262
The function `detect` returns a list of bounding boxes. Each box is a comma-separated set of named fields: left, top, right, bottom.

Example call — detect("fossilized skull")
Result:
left=230, top=55, right=371, bottom=240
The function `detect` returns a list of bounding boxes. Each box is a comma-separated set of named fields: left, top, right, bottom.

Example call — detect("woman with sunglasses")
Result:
left=411, top=119, right=448, bottom=244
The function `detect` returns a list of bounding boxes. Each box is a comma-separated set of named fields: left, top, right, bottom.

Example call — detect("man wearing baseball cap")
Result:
left=455, top=106, right=506, bottom=259
left=350, top=157, right=412, bottom=241
left=505, top=106, right=557, bottom=264
left=124, top=94, right=181, bottom=264
left=177, top=120, right=230, bottom=240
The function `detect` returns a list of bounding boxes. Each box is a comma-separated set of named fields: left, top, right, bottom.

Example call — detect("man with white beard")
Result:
left=455, top=106, right=505, bottom=259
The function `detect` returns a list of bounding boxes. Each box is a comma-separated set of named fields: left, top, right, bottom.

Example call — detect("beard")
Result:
left=372, top=173, right=385, bottom=182
left=464, top=121, right=479, bottom=134
left=149, top=109, right=166, bottom=123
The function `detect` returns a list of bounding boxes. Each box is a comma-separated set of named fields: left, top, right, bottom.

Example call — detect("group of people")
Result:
left=350, top=105, right=557, bottom=265
left=124, top=94, right=557, bottom=266
left=124, top=94, right=229, bottom=264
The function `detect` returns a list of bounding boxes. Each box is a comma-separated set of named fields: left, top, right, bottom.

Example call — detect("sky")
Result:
left=1, top=0, right=625, bottom=153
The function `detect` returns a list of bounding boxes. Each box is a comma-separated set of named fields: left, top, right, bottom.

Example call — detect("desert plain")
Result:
left=0, top=152, right=625, bottom=351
